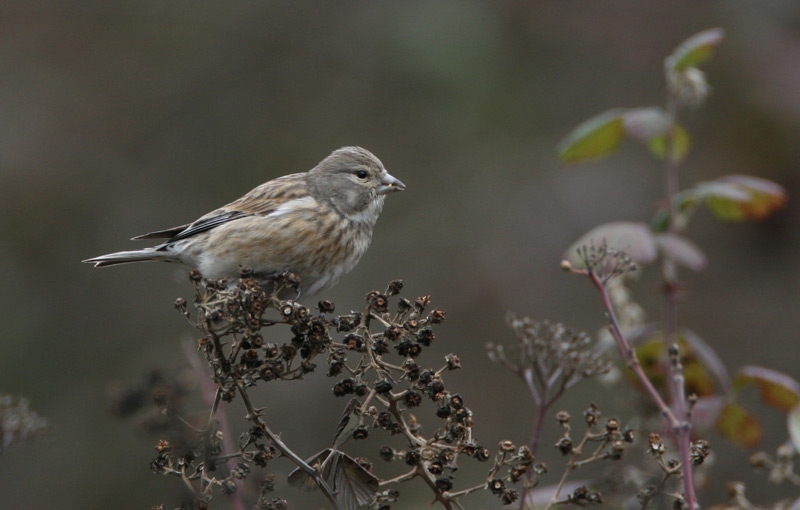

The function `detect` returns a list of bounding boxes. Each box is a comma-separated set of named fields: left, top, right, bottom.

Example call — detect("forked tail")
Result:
left=82, top=248, right=173, bottom=268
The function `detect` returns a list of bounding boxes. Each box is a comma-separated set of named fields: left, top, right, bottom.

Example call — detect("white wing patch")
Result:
left=267, top=195, right=319, bottom=218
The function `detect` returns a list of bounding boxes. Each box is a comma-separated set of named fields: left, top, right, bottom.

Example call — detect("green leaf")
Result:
left=734, top=366, right=800, bottom=412
left=715, top=402, right=762, bottom=448
left=565, top=221, right=656, bottom=268
left=654, top=234, right=706, bottom=271
left=675, top=187, right=708, bottom=213
left=622, top=107, right=672, bottom=141
left=647, top=124, right=691, bottom=163
left=558, top=109, right=627, bottom=163
left=703, top=175, right=787, bottom=222
left=666, top=28, right=725, bottom=72
left=692, top=181, right=752, bottom=202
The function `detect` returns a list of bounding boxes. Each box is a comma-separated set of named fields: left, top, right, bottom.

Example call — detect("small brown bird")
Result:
left=84, top=146, right=405, bottom=295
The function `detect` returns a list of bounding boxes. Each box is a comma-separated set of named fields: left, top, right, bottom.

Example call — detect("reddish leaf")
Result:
left=704, top=175, right=787, bottom=222
left=735, top=366, right=800, bottom=412
left=715, top=402, right=762, bottom=448
left=558, top=109, right=626, bottom=163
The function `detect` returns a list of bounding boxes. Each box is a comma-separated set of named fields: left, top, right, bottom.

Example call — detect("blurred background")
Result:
left=1, top=2, right=798, bottom=508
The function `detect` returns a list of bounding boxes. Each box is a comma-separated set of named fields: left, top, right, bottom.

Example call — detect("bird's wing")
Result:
left=132, top=211, right=252, bottom=243
left=131, top=173, right=309, bottom=243
left=131, top=225, right=190, bottom=240
left=218, top=172, right=310, bottom=215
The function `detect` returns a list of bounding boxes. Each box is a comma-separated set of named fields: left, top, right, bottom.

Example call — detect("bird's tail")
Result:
left=82, top=248, right=174, bottom=268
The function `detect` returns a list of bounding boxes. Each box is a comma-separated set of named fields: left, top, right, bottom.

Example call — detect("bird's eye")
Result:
left=354, top=170, right=369, bottom=180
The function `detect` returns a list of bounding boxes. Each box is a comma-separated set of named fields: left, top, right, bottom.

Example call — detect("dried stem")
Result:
left=566, top=261, right=697, bottom=510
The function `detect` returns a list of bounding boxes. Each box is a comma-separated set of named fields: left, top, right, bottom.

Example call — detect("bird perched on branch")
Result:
left=84, top=146, right=405, bottom=296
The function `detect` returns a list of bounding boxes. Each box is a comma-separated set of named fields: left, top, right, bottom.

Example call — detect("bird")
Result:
left=83, top=146, right=405, bottom=296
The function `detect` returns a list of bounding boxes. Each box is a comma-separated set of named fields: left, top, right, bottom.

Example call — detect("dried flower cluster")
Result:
left=495, top=315, right=612, bottom=390
left=141, top=270, right=536, bottom=509
left=541, top=403, right=635, bottom=508
left=575, top=243, right=638, bottom=286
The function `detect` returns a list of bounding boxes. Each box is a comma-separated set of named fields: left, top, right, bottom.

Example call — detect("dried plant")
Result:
left=130, top=270, right=542, bottom=509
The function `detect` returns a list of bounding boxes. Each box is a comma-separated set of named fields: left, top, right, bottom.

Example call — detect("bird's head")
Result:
left=310, top=146, right=405, bottom=220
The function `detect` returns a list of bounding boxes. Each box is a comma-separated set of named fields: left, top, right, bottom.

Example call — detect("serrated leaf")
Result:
left=735, top=366, right=800, bottom=412
left=558, top=109, right=627, bottom=163
left=647, top=124, right=691, bottom=163
left=654, top=234, right=707, bottom=271
left=623, top=107, right=672, bottom=142
left=667, top=28, right=725, bottom=72
left=704, top=175, right=787, bottom=222
left=565, top=222, right=656, bottom=268
left=715, top=402, right=762, bottom=448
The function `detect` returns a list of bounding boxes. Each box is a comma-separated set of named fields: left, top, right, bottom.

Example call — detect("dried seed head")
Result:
left=428, top=309, right=446, bottom=323
left=488, top=479, right=505, bottom=495
left=317, top=300, right=335, bottom=313
left=648, top=432, right=665, bottom=455
left=434, top=476, right=453, bottom=492
left=501, top=489, right=519, bottom=505
left=404, top=450, right=421, bottom=465
left=368, top=293, right=389, bottom=313
left=584, top=403, right=601, bottom=427
left=445, top=354, right=461, bottom=370
left=690, top=439, right=711, bottom=465
left=386, top=279, right=404, bottom=296
left=403, top=391, right=422, bottom=408
left=379, top=446, right=395, bottom=461
left=352, top=426, right=369, bottom=440
left=375, top=380, right=393, bottom=395
left=499, top=440, right=516, bottom=452
left=473, top=446, right=490, bottom=462
left=556, top=437, right=573, bottom=455
left=415, top=295, right=431, bottom=311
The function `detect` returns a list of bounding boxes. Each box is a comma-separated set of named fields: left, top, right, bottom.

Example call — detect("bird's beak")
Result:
left=377, top=172, right=406, bottom=194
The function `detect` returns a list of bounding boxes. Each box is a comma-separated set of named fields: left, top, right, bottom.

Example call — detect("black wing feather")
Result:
left=133, top=210, right=253, bottom=243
